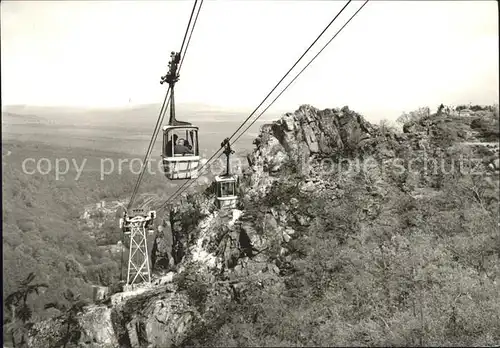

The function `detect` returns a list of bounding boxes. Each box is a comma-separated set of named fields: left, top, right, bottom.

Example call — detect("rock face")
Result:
left=29, top=289, right=198, bottom=348
left=248, top=105, right=377, bottom=177
left=114, top=291, right=197, bottom=348
left=245, top=105, right=399, bottom=202
left=27, top=105, right=392, bottom=347
left=28, top=104, right=499, bottom=347
left=152, top=224, right=175, bottom=272
left=28, top=306, right=118, bottom=348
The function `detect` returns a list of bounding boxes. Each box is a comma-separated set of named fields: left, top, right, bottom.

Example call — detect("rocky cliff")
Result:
left=28, top=104, right=500, bottom=347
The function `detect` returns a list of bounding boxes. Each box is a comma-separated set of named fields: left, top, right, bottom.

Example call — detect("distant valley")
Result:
left=2, top=103, right=281, bottom=156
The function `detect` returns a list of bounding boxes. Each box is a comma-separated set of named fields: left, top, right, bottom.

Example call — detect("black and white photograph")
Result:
left=1, top=0, right=499, bottom=347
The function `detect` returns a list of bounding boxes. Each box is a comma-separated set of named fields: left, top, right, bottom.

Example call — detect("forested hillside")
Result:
left=179, top=104, right=500, bottom=346
left=2, top=141, right=174, bottom=321
left=21, top=103, right=500, bottom=347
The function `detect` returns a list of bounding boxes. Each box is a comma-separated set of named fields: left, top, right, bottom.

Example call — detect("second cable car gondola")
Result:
left=215, top=138, right=238, bottom=209
left=161, top=52, right=200, bottom=180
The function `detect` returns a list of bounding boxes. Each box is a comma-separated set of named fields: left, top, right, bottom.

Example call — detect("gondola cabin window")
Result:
left=164, top=128, right=199, bottom=157
left=218, top=180, right=235, bottom=198
left=162, top=126, right=200, bottom=180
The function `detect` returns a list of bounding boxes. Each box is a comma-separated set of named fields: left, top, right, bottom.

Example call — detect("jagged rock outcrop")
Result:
left=248, top=105, right=379, bottom=175
left=113, top=290, right=198, bottom=348
left=245, top=105, right=403, bottom=202
left=27, top=104, right=499, bottom=347
left=29, top=104, right=396, bottom=347
left=151, top=224, right=175, bottom=272
left=29, top=288, right=199, bottom=348
left=28, top=306, right=118, bottom=348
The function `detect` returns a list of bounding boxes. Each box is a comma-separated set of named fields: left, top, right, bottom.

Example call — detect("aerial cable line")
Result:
left=160, top=0, right=359, bottom=208
left=179, top=0, right=204, bottom=72
left=167, top=0, right=370, bottom=206
left=179, top=0, right=201, bottom=62
left=127, top=0, right=201, bottom=210
left=122, top=0, right=203, bottom=281
left=143, top=0, right=203, bottom=194
left=228, top=0, right=352, bottom=145
left=160, top=0, right=353, bottom=207
left=231, top=0, right=369, bottom=146
left=127, top=0, right=203, bottom=211
left=121, top=88, right=171, bottom=280
left=127, top=90, right=171, bottom=208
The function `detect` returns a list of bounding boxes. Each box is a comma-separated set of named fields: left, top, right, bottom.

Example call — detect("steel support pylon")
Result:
left=120, top=210, right=156, bottom=287
left=126, top=217, right=151, bottom=285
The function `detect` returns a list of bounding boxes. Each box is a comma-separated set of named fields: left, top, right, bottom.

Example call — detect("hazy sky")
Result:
left=1, top=0, right=498, bottom=120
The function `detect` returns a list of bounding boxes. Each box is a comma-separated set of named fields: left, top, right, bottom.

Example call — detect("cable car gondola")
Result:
left=215, top=138, right=238, bottom=209
left=161, top=52, right=200, bottom=180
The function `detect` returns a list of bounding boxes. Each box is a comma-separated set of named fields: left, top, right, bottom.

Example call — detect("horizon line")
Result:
left=1, top=102, right=291, bottom=112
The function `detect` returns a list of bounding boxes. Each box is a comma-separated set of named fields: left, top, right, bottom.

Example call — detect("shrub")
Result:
left=396, top=107, right=430, bottom=125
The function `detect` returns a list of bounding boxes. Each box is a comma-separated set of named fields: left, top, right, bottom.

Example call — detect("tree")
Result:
left=4, top=272, right=49, bottom=347
left=437, top=103, right=445, bottom=115
left=44, top=289, right=87, bottom=348
left=379, top=119, right=396, bottom=136
left=396, top=107, right=431, bottom=126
